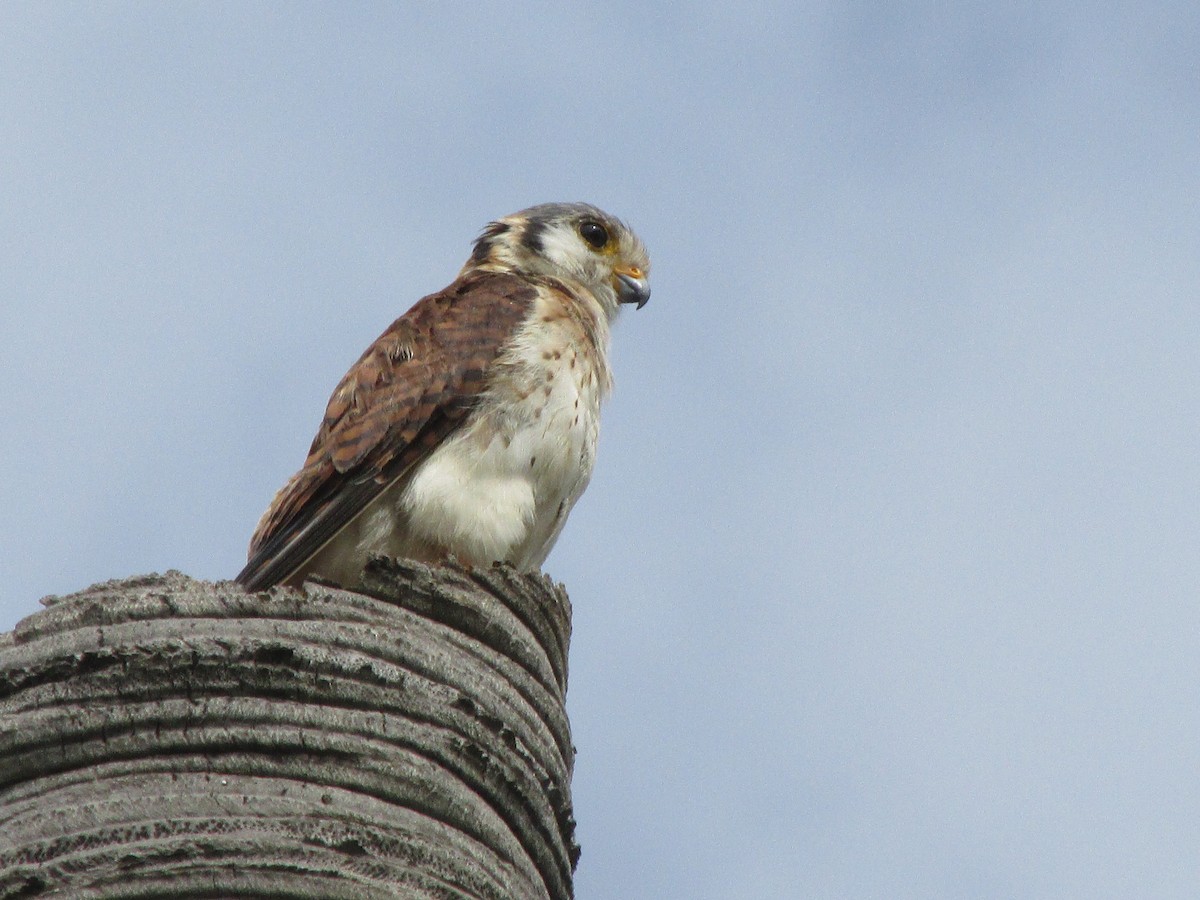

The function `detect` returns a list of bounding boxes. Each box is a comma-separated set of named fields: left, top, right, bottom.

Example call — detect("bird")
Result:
left=235, top=202, right=650, bottom=592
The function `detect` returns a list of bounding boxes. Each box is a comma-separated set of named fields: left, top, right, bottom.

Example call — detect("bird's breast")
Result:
left=398, top=293, right=612, bottom=568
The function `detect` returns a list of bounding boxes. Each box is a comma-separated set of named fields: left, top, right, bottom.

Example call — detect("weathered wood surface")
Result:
left=0, top=559, right=577, bottom=899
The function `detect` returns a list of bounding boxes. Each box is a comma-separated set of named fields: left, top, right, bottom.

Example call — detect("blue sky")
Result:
left=3, top=4, right=1199, bottom=897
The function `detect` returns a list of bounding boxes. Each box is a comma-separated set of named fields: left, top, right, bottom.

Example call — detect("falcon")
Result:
left=236, top=202, right=650, bottom=591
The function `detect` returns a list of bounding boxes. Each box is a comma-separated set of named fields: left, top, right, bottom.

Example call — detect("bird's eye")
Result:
left=579, top=221, right=609, bottom=249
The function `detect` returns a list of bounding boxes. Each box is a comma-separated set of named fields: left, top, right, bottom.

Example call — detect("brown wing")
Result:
left=235, top=270, right=538, bottom=590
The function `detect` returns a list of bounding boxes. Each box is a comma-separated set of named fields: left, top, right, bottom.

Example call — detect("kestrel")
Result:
left=236, top=202, right=650, bottom=591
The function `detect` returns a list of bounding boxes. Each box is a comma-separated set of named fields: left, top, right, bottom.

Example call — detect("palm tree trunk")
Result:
left=0, top=558, right=578, bottom=899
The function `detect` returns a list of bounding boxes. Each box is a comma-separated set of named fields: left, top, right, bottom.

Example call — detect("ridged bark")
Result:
left=0, top=559, right=577, bottom=899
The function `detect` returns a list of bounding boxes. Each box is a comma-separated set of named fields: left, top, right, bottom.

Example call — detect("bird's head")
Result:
left=467, top=202, right=651, bottom=316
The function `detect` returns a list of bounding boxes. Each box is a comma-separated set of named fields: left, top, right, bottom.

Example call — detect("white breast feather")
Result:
left=396, top=289, right=611, bottom=569
left=301, top=288, right=613, bottom=583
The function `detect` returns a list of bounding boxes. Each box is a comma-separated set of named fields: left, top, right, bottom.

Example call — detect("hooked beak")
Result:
left=613, top=265, right=651, bottom=310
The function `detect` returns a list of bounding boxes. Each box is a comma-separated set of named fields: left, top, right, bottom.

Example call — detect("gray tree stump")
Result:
left=0, top=558, right=578, bottom=899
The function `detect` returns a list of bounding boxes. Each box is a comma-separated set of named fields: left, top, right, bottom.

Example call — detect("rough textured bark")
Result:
left=0, top=558, right=577, bottom=899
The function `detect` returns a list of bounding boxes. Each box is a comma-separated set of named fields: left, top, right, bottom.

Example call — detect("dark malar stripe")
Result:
left=521, top=217, right=547, bottom=255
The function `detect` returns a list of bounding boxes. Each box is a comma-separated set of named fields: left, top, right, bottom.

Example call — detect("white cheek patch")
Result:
left=538, top=225, right=591, bottom=280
